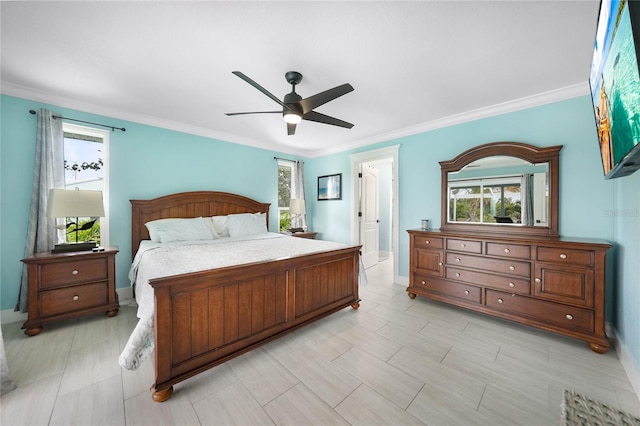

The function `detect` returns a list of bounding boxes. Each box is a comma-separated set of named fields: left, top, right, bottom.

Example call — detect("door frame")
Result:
left=349, top=145, right=400, bottom=283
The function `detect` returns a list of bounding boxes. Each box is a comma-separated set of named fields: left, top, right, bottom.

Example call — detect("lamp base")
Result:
left=52, top=241, right=97, bottom=253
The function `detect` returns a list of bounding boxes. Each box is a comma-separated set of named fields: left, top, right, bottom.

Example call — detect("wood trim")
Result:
left=440, top=141, right=562, bottom=238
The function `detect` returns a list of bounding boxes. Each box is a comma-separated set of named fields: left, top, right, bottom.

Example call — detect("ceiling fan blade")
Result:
left=302, top=111, right=354, bottom=129
left=298, top=83, right=354, bottom=114
left=225, top=111, right=281, bottom=116
left=232, top=71, right=291, bottom=110
left=287, top=122, right=297, bottom=136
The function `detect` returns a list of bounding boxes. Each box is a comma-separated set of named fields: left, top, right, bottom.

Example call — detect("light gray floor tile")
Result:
left=265, top=382, right=350, bottom=425
left=2, top=257, right=638, bottom=425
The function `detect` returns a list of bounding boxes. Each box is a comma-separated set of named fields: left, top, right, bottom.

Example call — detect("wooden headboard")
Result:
left=130, top=191, right=271, bottom=259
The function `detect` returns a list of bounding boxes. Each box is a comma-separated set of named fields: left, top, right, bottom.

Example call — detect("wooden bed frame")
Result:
left=130, top=191, right=361, bottom=402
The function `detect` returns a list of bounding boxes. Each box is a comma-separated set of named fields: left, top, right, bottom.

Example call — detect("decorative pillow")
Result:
left=145, top=217, right=216, bottom=243
left=211, top=215, right=230, bottom=237
left=226, top=212, right=267, bottom=238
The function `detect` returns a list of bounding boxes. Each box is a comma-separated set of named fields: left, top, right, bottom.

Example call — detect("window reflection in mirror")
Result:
left=447, top=156, right=548, bottom=226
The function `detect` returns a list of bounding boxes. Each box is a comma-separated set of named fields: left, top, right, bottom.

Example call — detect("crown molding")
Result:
left=2, top=80, right=590, bottom=159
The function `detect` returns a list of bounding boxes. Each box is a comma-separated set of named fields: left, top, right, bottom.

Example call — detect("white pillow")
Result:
left=226, top=213, right=267, bottom=238
left=145, top=217, right=216, bottom=243
left=211, top=215, right=230, bottom=237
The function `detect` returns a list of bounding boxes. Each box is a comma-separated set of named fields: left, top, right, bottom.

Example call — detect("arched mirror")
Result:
left=440, top=142, right=562, bottom=238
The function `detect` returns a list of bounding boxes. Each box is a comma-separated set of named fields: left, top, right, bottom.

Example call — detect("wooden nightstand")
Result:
left=21, top=246, right=119, bottom=336
left=291, top=231, right=317, bottom=239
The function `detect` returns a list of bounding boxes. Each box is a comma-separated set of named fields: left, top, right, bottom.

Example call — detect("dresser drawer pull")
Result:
left=509, top=266, right=515, bottom=271
left=425, top=240, right=430, bottom=245
left=421, top=280, right=427, bottom=285
left=464, top=290, right=470, bottom=295
left=535, top=278, right=541, bottom=283
left=461, top=243, right=466, bottom=248
left=560, top=253, right=567, bottom=259
left=498, top=298, right=504, bottom=304
left=455, top=272, right=461, bottom=277
left=504, top=248, right=510, bottom=254
left=72, top=295, right=79, bottom=301
left=71, top=270, right=79, bottom=275
left=455, top=257, right=461, bottom=262
left=508, top=282, right=515, bottom=288
left=438, top=262, right=443, bottom=266
left=565, top=314, right=573, bottom=320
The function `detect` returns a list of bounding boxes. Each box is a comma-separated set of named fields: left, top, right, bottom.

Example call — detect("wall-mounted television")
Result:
left=589, top=0, right=640, bottom=179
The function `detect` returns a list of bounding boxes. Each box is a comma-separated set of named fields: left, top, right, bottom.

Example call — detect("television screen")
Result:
left=590, top=0, right=640, bottom=179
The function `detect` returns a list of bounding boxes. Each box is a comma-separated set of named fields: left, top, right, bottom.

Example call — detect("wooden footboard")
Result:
left=149, top=245, right=361, bottom=402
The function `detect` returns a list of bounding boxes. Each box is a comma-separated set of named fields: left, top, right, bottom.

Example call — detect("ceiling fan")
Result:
left=225, top=71, right=354, bottom=136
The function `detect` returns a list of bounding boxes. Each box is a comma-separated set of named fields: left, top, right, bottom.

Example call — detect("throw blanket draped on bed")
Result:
left=119, top=233, right=364, bottom=370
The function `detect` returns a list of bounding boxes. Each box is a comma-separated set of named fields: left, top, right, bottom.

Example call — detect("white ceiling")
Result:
left=1, top=1, right=600, bottom=158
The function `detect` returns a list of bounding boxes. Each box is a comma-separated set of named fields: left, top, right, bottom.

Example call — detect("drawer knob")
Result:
left=560, top=253, right=567, bottom=259
left=504, top=248, right=510, bottom=254
left=425, top=240, right=430, bottom=245
left=508, top=282, right=515, bottom=288
left=72, top=295, right=79, bottom=301
left=456, top=272, right=461, bottom=277
left=498, top=298, right=504, bottom=304
left=535, top=278, right=541, bottom=283
left=438, top=262, right=443, bottom=266
left=421, top=280, right=426, bottom=285
left=565, top=314, right=573, bottom=320
left=71, top=270, right=79, bottom=275
left=464, top=290, right=470, bottom=295
left=509, top=266, right=515, bottom=271
left=455, top=257, right=461, bottom=262
left=461, top=243, right=466, bottom=248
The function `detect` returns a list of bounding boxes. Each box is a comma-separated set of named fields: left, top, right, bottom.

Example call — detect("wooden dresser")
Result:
left=408, top=230, right=611, bottom=353
left=21, top=246, right=119, bottom=336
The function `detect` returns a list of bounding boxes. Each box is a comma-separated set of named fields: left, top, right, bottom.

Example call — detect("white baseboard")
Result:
left=1, top=287, right=135, bottom=325
left=609, top=323, right=640, bottom=401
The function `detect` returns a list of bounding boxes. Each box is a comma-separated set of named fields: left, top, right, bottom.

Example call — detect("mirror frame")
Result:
left=440, top=141, right=563, bottom=238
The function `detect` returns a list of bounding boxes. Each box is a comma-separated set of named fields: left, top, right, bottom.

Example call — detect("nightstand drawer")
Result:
left=39, top=282, right=108, bottom=317
left=40, top=257, right=108, bottom=289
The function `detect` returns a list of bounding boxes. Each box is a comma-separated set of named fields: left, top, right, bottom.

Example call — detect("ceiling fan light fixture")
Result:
left=283, top=110, right=302, bottom=124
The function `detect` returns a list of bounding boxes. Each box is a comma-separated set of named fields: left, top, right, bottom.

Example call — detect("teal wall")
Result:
left=2, top=93, right=638, bottom=375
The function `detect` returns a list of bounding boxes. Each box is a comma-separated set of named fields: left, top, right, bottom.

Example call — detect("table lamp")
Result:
left=47, top=188, right=105, bottom=252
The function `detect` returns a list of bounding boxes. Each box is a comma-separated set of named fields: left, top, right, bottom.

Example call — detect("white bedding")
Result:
left=119, top=232, right=362, bottom=370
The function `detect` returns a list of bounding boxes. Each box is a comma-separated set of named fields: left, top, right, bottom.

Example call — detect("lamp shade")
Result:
left=289, top=198, right=306, bottom=215
left=47, top=189, right=105, bottom=218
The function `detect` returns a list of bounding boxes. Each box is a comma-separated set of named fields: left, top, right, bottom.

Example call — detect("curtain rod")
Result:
left=29, top=110, right=126, bottom=132
left=273, top=156, right=304, bottom=163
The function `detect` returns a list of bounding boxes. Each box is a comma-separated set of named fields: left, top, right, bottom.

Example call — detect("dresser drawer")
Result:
left=415, top=248, right=444, bottom=277
left=414, top=235, right=444, bottom=250
left=536, top=247, right=595, bottom=267
left=486, top=242, right=531, bottom=260
left=485, top=290, right=594, bottom=333
left=534, top=263, right=594, bottom=307
left=446, top=253, right=530, bottom=278
left=446, top=267, right=530, bottom=294
left=39, top=282, right=109, bottom=317
left=413, top=275, right=481, bottom=304
left=40, top=257, right=108, bottom=289
left=446, top=239, right=482, bottom=254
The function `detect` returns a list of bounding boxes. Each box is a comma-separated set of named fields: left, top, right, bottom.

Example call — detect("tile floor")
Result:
left=2, top=257, right=639, bottom=425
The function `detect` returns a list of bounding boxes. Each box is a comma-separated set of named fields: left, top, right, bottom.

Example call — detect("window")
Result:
left=62, top=124, right=109, bottom=245
left=277, top=160, right=293, bottom=232
left=448, top=176, right=522, bottom=224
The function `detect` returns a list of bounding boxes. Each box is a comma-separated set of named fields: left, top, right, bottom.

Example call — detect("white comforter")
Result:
left=119, top=233, right=360, bottom=370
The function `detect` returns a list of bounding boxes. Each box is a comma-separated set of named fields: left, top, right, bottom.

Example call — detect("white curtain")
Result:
left=291, top=161, right=307, bottom=230
left=16, top=109, right=64, bottom=312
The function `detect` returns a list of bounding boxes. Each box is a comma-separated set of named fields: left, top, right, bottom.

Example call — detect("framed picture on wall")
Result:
left=317, top=173, right=342, bottom=200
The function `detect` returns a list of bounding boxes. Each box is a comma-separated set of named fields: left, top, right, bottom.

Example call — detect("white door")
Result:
left=360, top=165, right=379, bottom=269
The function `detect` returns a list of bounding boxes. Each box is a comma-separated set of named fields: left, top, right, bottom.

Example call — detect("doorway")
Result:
left=350, top=145, right=400, bottom=283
